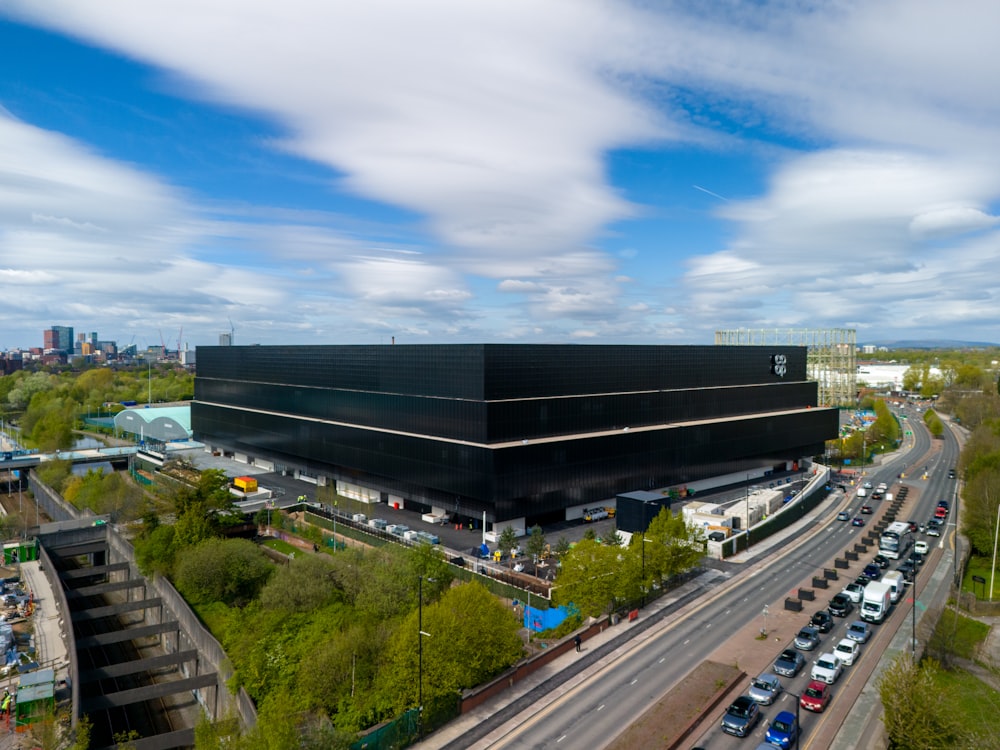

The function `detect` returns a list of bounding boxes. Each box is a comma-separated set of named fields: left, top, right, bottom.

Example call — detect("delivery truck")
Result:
left=861, top=581, right=892, bottom=623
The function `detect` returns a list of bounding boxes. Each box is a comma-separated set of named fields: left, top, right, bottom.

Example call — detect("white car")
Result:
left=833, top=638, right=860, bottom=666
left=841, top=582, right=865, bottom=603
left=810, top=653, right=843, bottom=684
left=914, top=540, right=929, bottom=555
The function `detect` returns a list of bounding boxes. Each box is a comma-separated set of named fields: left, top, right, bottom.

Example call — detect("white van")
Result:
left=882, top=571, right=904, bottom=603
left=857, top=487, right=867, bottom=498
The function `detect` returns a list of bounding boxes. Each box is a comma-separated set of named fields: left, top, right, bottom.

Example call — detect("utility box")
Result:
left=234, top=476, right=258, bottom=493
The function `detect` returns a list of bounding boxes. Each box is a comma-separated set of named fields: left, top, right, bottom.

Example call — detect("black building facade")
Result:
left=192, top=344, right=839, bottom=525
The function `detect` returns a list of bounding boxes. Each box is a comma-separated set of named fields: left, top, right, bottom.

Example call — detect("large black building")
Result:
left=192, top=344, right=838, bottom=526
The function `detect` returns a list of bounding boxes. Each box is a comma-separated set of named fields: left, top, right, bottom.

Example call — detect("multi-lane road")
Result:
left=484, top=406, right=961, bottom=750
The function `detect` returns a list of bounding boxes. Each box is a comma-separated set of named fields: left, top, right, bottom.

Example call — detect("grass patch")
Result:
left=961, top=555, right=999, bottom=599
left=262, top=538, right=298, bottom=556
left=931, top=665, right=1000, bottom=737
left=929, top=607, right=991, bottom=661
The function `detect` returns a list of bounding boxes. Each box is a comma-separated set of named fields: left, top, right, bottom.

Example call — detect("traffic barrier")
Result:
left=812, top=576, right=829, bottom=589
left=798, top=588, right=815, bottom=601
left=854, top=543, right=868, bottom=553
left=845, top=550, right=858, bottom=561
left=834, top=558, right=849, bottom=569
left=784, top=597, right=803, bottom=612
left=824, top=568, right=838, bottom=580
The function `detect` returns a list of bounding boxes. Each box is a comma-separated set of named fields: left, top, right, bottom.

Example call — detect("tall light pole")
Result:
left=640, top=536, right=653, bottom=608
left=418, top=576, right=433, bottom=736
left=745, top=474, right=752, bottom=550
left=990, top=495, right=1000, bottom=602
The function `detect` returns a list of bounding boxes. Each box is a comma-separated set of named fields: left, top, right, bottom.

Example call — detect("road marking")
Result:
left=597, top=704, right=605, bottom=711
left=659, top=657, right=665, bottom=664
left=630, top=678, right=638, bottom=685
left=556, top=735, right=566, bottom=742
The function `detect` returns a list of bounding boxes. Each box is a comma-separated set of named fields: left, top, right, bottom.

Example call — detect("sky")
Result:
left=1, top=1, right=999, bottom=351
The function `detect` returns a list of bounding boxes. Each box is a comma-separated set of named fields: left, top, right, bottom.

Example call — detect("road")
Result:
left=482, top=405, right=961, bottom=750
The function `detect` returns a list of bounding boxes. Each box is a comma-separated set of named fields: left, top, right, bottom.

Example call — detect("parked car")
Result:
left=720, top=695, right=761, bottom=737
left=828, top=593, right=854, bottom=618
left=846, top=620, right=872, bottom=643
left=763, top=710, right=799, bottom=749
left=800, top=680, right=832, bottom=712
left=810, top=653, right=844, bottom=684
left=833, top=638, right=860, bottom=666
left=852, top=517, right=865, bottom=527
left=810, top=610, right=834, bottom=633
left=794, top=626, right=821, bottom=651
left=914, top=540, right=929, bottom=555
left=773, top=648, right=806, bottom=677
left=748, top=673, right=783, bottom=705
left=842, top=582, right=865, bottom=603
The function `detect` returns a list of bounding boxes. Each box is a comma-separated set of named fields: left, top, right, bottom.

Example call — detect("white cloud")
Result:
left=4, top=0, right=1000, bottom=344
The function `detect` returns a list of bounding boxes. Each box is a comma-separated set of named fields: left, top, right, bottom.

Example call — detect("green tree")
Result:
left=258, top=553, right=343, bottom=613
left=379, top=582, right=523, bottom=716
left=496, top=525, right=519, bottom=561
left=555, top=536, right=572, bottom=556
left=174, top=538, right=273, bottom=607
left=877, top=654, right=974, bottom=749
left=552, top=537, right=628, bottom=617
left=134, top=523, right=178, bottom=577
left=526, top=524, right=546, bottom=562
left=637, top=507, right=705, bottom=585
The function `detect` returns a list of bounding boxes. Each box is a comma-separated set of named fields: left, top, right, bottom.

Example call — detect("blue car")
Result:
left=764, top=709, right=799, bottom=749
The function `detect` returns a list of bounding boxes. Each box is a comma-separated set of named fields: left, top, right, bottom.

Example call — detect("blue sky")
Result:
left=2, top=1, right=999, bottom=350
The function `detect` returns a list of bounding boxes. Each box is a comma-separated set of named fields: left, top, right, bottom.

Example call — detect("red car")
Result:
left=860, top=505, right=873, bottom=514
left=800, top=680, right=831, bottom=712
left=935, top=506, right=948, bottom=519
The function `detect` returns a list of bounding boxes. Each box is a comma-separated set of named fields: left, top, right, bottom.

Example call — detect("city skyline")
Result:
left=2, top=2, right=999, bottom=349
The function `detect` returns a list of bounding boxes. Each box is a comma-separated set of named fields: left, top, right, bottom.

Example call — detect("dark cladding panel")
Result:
left=482, top=344, right=807, bottom=399
left=197, top=344, right=486, bottom=399
left=616, top=492, right=674, bottom=534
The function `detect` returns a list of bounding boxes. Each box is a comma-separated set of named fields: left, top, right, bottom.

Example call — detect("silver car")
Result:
left=748, top=673, right=783, bottom=705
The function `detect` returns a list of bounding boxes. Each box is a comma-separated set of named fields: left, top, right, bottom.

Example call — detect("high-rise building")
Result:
left=43, top=326, right=74, bottom=353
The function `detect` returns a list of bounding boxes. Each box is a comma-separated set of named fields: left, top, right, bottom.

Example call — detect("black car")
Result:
left=908, top=551, right=925, bottom=568
left=721, top=695, right=761, bottom=737
left=810, top=610, right=834, bottom=633
left=898, top=560, right=916, bottom=583
left=774, top=648, right=806, bottom=677
left=873, top=554, right=890, bottom=569
left=828, top=593, right=854, bottom=617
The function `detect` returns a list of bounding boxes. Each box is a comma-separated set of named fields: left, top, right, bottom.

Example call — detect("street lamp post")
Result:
left=418, top=576, right=433, bottom=736
left=640, top=536, right=653, bottom=608
left=990, top=497, right=1000, bottom=602
left=745, top=474, right=752, bottom=549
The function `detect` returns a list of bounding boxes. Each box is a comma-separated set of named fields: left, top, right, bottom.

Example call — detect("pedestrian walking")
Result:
left=574, top=634, right=582, bottom=652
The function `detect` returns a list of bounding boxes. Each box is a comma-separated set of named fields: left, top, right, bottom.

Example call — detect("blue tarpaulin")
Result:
left=523, top=604, right=570, bottom=632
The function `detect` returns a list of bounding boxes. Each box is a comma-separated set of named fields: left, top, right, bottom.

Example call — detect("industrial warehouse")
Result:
left=191, top=344, right=840, bottom=531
